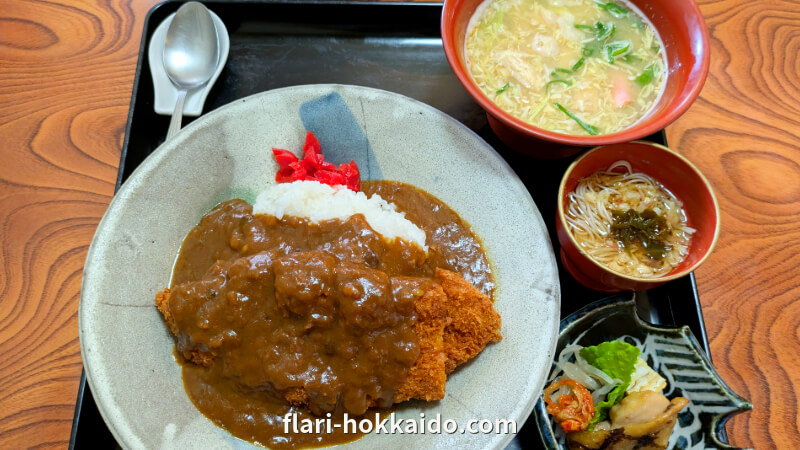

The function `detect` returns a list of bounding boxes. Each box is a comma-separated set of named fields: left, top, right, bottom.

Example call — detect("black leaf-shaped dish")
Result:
left=533, top=294, right=753, bottom=450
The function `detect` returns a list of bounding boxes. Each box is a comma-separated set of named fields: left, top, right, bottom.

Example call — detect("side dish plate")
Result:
left=533, top=295, right=752, bottom=450
left=79, top=84, right=560, bottom=449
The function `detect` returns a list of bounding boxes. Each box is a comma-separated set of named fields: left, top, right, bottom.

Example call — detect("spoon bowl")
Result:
left=163, top=2, right=220, bottom=138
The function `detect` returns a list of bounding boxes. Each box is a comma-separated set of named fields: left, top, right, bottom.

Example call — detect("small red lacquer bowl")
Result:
left=441, top=0, right=711, bottom=158
left=556, top=142, right=720, bottom=292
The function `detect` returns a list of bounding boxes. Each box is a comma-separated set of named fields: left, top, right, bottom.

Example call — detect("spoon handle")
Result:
left=167, top=89, right=188, bottom=139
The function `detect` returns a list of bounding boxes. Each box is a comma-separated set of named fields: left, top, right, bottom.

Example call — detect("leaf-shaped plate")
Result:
left=533, top=294, right=753, bottom=450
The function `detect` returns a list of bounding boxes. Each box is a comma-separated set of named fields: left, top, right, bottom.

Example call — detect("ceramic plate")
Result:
left=533, top=295, right=752, bottom=450
left=79, top=85, right=561, bottom=449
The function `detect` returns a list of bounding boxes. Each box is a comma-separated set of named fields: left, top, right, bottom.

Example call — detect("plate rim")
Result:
left=79, top=83, right=561, bottom=449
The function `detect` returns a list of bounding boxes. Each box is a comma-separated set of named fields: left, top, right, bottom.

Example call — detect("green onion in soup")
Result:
left=466, top=0, right=666, bottom=136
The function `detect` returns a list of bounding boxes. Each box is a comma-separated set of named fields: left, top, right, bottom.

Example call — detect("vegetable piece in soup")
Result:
left=466, top=0, right=666, bottom=136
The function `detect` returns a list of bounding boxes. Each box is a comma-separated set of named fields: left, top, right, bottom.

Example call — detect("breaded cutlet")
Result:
left=435, top=269, right=503, bottom=374
left=282, top=283, right=451, bottom=408
left=392, top=283, right=449, bottom=402
left=156, top=288, right=216, bottom=367
left=155, top=269, right=501, bottom=405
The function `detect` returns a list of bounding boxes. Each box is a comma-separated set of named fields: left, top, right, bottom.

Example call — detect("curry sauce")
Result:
left=161, top=181, right=495, bottom=448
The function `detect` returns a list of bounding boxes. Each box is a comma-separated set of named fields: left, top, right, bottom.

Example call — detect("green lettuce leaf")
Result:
left=579, top=340, right=640, bottom=425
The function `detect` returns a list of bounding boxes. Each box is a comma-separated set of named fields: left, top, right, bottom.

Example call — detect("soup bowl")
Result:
left=441, top=0, right=711, bottom=158
left=556, top=142, right=719, bottom=292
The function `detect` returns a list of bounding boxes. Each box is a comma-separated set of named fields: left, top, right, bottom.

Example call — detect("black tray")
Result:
left=70, top=1, right=714, bottom=448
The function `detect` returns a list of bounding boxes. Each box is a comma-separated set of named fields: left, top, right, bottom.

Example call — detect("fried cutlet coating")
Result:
left=155, top=288, right=174, bottom=333
left=155, top=287, right=216, bottom=367
left=279, top=282, right=456, bottom=407
left=435, top=269, right=503, bottom=374
left=393, top=283, right=449, bottom=403
left=155, top=270, right=501, bottom=404
left=280, top=284, right=450, bottom=407
left=285, top=387, right=310, bottom=407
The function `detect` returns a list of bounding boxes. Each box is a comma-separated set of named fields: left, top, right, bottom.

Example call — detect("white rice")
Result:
left=253, top=180, right=428, bottom=251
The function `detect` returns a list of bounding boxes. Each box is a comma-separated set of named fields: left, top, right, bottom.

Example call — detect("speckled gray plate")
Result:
left=534, top=295, right=752, bottom=450
left=79, top=84, right=560, bottom=449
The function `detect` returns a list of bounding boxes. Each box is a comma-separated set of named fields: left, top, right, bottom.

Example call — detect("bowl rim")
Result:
left=556, top=141, right=721, bottom=284
left=440, top=0, right=712, bottom=146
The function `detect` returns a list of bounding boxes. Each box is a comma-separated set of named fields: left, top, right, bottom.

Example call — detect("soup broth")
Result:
left=466, top=0, right=666, bottom=136
left=565, top=161, right=694, bottom=277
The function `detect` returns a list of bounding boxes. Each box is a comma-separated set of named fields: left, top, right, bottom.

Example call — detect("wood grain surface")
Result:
left=0, top=0, right=797, bottom=448
left=665, top=1, right=800, bottom=447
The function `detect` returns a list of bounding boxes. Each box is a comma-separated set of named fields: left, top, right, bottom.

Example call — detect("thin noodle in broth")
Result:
left=566, top=161, right=694, bottom=277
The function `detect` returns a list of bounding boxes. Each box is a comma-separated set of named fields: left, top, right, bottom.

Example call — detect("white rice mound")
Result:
left=253, top=180, right=428, bottom=251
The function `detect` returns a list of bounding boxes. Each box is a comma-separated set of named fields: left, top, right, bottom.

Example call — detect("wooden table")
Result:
left=1, top=0, right=797, bottom=448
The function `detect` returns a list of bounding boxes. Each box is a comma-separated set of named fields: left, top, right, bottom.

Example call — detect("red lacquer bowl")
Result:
left=441, top=0, right=711, bottom=158
left=556, top=142, right=720, bottom=292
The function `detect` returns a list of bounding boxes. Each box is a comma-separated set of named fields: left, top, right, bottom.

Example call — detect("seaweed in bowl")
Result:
left=533, top=295, right=752, bottom=450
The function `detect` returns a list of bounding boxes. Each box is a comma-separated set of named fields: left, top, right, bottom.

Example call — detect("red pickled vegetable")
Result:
left=544, top=379, right=595, bottom=432
left=340, top=161, right=360, bottom=191
left=275, top=168, right=294, bottom=183
left=272, top=149, right=298, bottom=169
left=319, top=160, right=338, bottom=172
left=303, top=144, right=322, bottom=168
left=313, top=170, right=347, bottom=186
left=288, top=160, right=309, bottom=181
left=302, top=131, right=322, bottom=156
left=270, top=131, right=361, bottom=191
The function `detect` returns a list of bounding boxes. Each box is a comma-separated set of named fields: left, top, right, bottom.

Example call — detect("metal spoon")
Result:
left=163, top=2, right=219, bottom=139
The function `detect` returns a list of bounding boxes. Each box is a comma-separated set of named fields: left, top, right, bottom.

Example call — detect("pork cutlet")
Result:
left=156, top=255, right=501, bottom=408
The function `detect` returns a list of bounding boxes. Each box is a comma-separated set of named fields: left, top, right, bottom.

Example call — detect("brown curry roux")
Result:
left=163, top=181, right=494, bottom=448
